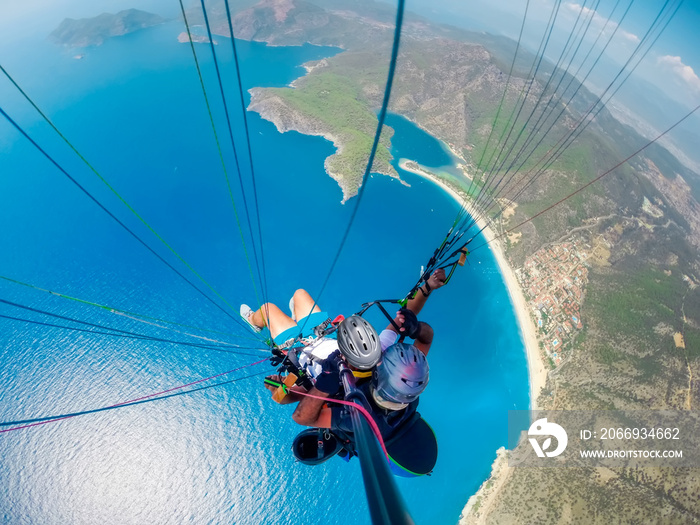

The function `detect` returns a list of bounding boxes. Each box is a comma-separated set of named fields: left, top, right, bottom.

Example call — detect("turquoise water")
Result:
left=0, top=22, right=528, bottom=524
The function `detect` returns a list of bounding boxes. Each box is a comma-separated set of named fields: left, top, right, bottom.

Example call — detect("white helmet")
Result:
left=372, top=343, right=429, bottom=404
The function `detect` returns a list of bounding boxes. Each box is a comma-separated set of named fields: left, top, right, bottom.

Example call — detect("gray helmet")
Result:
left=337, top=315, right=381, bottom=370
left=373, top=343, right=429, bottom=404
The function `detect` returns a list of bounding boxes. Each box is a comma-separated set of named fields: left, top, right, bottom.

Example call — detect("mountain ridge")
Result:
left=50, top=9, right=166, bottom=48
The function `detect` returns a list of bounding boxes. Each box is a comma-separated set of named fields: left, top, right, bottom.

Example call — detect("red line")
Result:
left=0, top=357, right=268, bottom=434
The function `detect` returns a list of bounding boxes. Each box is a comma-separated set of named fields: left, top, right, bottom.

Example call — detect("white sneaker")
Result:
left=240, top=304, right=262, bottom=333
left=289, top=297, right=296, bottom=322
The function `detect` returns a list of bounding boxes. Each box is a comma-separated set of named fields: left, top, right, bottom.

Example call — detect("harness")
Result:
left=267, top=303, right=438, bottom=475
left=268, top=315, right=343, bottom=401
left=268, top=299, right=412, bottom=402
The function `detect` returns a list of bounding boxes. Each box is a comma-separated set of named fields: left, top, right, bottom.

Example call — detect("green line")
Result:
left=0, top=275, right=261, bottom=343
left=178, top=0, right=262, bottom=309
left=386, top=454, right=423, bottom=477
left=0, top=62, right=250, bottom=327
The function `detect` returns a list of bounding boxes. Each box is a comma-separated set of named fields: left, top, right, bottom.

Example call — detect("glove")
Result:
left=314, top=350, right=343, bottom=395
left=269, top=349, right=285, bottom=367
left=398, top=308, right=421, bottom=340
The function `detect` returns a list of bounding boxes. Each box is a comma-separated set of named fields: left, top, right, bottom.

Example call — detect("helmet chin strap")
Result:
left=370, top=384, right=409, bottom=411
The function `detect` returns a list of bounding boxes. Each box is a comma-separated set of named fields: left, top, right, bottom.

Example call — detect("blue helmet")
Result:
left=372, top=343, right=429, bottom=405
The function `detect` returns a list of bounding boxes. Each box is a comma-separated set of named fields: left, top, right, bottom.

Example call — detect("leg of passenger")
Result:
left=252, top=303, right=297, bottom=340
left=292, top=289, right=322, bottom=322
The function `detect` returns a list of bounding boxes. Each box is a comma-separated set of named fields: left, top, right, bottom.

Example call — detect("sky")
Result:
left=402, top=0, right=700, bottom=169
left=405, top=0, right=700, bottom=109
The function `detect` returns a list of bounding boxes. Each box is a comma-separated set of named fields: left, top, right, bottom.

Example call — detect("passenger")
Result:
left=241, top=269, right=446, bottom=475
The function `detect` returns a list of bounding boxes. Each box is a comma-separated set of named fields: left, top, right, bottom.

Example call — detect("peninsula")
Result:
left=248, top=71, right=399, bottom=203
left=216, top=0, right=700, bottom=522
left=177, top=32, right=215, bottom=45
left=50, top=9, right=165, bottom=47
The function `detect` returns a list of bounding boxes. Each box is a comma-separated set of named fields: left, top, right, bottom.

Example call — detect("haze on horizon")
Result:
left=4, top=0, right=698, bottom=104
left=2, top=0, right=699, bottom=170
left=400, top=0, right=700, bottom=170
left=405, top=0, right=699, bottom=106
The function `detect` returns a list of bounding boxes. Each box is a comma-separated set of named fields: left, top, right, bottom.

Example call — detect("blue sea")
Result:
left=0, top=21, right=529, bottom=524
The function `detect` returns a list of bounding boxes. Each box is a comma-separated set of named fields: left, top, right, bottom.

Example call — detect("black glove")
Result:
left=269, top=349, right=286, bottom=367
left=399, top=308, right=421, bottom=340
left=314, top=350, right=343, bottom=395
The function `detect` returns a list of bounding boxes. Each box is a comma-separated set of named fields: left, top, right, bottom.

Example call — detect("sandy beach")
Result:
left=398, top=159, right=547, bottom=409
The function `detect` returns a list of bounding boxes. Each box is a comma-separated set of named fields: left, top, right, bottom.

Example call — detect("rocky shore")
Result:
left=248, top=86, right=401, bottom=203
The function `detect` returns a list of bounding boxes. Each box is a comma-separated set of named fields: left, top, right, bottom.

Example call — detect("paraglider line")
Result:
left=0, top=64, right=252, bottom=336
left=197, top=0, right=267, bottom=309
left=459, top=0, right=680, bottom=239
left=0, top=274, right=261, bottom=343
left=0, top=313, right=268, bottom=356
left=468, top=0, right=566, bottom=218
left=467, top=0, right=680, bottom=235
left=292, top=0, right=406, bottom=340
left=463, top=0, right=531, bottom=202
left=0, top=359, right=269, bottom=433
left=224, top=0, right=272, bottom=312
left=0, top=298, right=263, bottom=351
left=472, top=0, right=603, bottom=216
left=0, top=105, right=257, bottom=337
left=471, top=103, right=700, bottom=251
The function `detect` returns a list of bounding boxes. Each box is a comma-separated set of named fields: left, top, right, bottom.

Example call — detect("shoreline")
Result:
left=398, top=159, right=546, bottom=409
left=248, top=88, right=407, bottom=204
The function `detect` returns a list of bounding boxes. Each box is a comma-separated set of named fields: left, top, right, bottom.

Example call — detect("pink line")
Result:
left=0, top=357, right=269, bottom=434
left=289, top=390, right=389, bottom=459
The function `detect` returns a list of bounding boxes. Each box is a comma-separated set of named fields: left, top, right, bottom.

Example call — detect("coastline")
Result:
left=459, top=447, right=511, bottom=524
left=398, top=156, right=543, bottom=523
left=398, top=159, right=546, bottom=409
left=248, top=88, right=407, bottom=203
